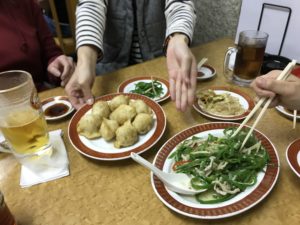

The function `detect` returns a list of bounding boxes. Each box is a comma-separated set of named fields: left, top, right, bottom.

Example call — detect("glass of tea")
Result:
left=224, top=30, right=269, bottom=86
left=0, top=70, right=53, bottom=169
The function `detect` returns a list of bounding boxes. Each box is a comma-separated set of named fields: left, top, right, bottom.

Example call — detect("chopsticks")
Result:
left=232, top=60, right=297, bottom=149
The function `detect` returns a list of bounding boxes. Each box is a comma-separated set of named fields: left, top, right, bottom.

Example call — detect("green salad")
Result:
left=169, top=127, right=269, bottom=204
left=130, top=79, right=163, bottom=99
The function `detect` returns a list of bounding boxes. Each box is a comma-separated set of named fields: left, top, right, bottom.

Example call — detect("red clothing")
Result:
left=0, top=0, right=62, bottom=90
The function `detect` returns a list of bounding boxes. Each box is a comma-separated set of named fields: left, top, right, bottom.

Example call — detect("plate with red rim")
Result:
left=193, top=86, right=255, bottom=121
left=41, top=96, right=75, bottom=121
left=118, top=76, right=170, bottom=103
left=275, top=105, right=300, bottom=120
left=68, top=93, right=166, bottom=161
left=151, top=122, right=279, bottom=219
left=286, top=138, right=300, bottom=178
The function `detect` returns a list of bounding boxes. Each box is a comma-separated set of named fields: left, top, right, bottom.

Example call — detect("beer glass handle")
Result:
left=223, top=47, right=238, bottom=81
left=0, top=140, right=11, bottom=153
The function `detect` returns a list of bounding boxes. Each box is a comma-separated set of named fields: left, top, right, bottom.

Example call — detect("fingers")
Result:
left=250, top=77, right=276, bottom=99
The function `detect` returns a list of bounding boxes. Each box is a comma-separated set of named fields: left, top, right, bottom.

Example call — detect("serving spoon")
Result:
left=197, top=57, right=208, bottom=70
left=131, top=152, right=206, bottom=195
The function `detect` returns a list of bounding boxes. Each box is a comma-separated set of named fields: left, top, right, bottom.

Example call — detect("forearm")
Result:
left=77, top=45, right=98, bottom=70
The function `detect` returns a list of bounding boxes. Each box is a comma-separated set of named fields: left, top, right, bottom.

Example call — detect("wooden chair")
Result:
left=48, top=0, right=77, bottom=55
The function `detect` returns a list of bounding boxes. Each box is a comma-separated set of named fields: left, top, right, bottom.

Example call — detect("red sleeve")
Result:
left=31, top=0, right=63, bottom=65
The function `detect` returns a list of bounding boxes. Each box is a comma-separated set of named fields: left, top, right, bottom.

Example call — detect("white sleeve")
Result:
left=76, top=0, right=107, bottom=54
left=165, top=0, right=196, bottom=43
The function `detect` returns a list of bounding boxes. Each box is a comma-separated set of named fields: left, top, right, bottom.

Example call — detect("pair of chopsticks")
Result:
left=232, top=60, right=297, bottom=150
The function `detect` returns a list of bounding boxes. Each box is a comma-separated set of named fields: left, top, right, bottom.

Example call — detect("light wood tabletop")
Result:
left=1, top=38, right=300, bottom=225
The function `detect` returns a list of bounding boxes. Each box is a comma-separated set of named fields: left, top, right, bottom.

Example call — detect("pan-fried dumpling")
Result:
left=114, top=120, right=138, bottom=148
left=77, top=113, right=102, bottom=139
left=100, top=118, right=119, bottom=141
left=132, top=113, right=153, bottom=134
left=92, top=101, right=110, bottom=119
left=129, top=99, right=152, bottom=114
left=109, top=104, right=136, bottom=125
left=109, top=95, right=130, bottom=111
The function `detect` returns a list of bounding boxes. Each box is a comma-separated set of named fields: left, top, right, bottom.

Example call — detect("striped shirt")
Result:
left=76, top=0, right=196, bottom=62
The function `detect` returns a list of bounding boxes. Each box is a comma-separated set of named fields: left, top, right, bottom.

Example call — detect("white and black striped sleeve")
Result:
left=76, top=0, right=107, bottom=54
left=165, top=0, right=196, bottom=44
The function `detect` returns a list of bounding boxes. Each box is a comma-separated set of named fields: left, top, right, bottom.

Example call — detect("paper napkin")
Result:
left=20, top=129, right=70, bottom=188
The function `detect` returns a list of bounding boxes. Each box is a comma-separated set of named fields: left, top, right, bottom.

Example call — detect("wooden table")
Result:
left=1, top=38, right=300, bottom=225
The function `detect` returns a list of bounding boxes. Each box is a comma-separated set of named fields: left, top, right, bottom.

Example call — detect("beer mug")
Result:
left=224, top=30, right=269, bottom=86
left=0, top=70, right=53, bottom=168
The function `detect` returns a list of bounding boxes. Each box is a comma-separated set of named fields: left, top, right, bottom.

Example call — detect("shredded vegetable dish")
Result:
left=130, top=79, right=163, bottom=99
left=169, top=127, right=269, bottom=204
left=197, top=89, right=245, bottom=116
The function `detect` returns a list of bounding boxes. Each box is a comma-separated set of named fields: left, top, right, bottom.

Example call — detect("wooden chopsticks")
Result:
left=232, top=60, right=297, bottom=149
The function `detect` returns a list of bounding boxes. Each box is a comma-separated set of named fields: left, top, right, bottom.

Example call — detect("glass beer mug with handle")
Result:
left=0, top=70, right=53, bottom=169
left=224, top=30, right=269, bottom=86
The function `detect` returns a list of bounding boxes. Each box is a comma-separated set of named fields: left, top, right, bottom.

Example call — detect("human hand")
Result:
left=65, top=46, right=98, bottom=109
left=250, top=70, right=300, bottom=110
left=166, top=33, right=197, bottom=111
left=65, top=62, right=95, bottom=110
left=47, top=55, right=75, bottom=86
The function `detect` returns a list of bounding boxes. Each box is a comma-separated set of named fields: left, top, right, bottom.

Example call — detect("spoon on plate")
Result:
left=130, top=152, right=206, bottom=195
left=197, top=57, right=208, bottom=70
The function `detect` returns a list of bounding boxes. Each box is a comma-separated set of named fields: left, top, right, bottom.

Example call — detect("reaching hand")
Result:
left=166, top=33, right=197, bottom=111
left=250, top=70, right=300, bottom=110
left=47, top=55, right=75, bottom=86
left=65, top=62, right=95, bottom=110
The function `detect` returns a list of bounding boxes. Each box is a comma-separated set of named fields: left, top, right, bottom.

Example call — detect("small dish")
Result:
left=41, top=96, right=75, bottom=121
left=275, top=105, right=300, bottom=120
left=193, top=86, right=255, bottom=121
left=197, top=64, right=216, bottom=80
left=286, top=138, right=300, bottom=178
left=118, top=76, right=170, bottom=103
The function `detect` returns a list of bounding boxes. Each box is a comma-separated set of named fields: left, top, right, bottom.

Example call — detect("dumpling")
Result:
left=132, top=113, right=153, bottom=134
left=129, top=99, right=152, bottom=114
left=100, top=118, right=119, bottom=141
left=114, top=120, right=138, bottom=148
left=77, top=113, right=102, bottom=139
left=92, top=101, right=110, bottom=119
left=109, top=104, right=136, bottom=125
left=109, top=95, right=130, bottom=111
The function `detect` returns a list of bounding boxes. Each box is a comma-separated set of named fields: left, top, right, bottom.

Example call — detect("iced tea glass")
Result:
left=224, top=30, right=269, bottom=86
left=0, top=70, right=52, bottom=167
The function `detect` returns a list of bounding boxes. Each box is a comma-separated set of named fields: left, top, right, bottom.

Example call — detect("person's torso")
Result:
left=98, top=0, right=166, bottom=74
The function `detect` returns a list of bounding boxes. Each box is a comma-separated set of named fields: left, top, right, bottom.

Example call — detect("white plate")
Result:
left=68, top=93, right=166, bottom=161
left=193, top=86, right=255, bottom=121
left=41, top=96, right=75, bottom=121
left=286, top=138, right=300, bottom=178
left=151, top=122, right=279, bottom=219
left=118, top=76, right=170, bottom=103
left=197, top=64, right=217, bottom=80
left=275, top=105, right=300, bottom=120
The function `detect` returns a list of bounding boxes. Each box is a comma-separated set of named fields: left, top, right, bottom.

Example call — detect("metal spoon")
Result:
left=197, top=58, right=208, bottom=70
left=131, top=152, right=206, bottom=195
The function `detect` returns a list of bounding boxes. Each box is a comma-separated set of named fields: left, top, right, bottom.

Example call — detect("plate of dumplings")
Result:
left=68, top=93, right=166, bottom=160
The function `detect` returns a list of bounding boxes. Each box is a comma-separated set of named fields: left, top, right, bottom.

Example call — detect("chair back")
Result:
left=48, top=0, right=77, bottom=55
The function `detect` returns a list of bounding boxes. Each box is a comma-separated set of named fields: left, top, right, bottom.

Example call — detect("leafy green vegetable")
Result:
left=130, top=79, right=164, bottom=98
left=169, top=127, right=270, bottom=204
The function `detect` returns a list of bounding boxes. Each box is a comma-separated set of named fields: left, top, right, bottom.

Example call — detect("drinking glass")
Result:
left=224, top=30, right=269, bottom=86
left=0, top=70, right=53, bottom=168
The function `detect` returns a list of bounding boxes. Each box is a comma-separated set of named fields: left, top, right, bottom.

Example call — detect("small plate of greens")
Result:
left=118, top=76, right=170, bottom=103
left=151, top=122, right=279, bottom=219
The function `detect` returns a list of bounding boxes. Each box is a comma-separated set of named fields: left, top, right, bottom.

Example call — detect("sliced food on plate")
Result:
left=151, top=122, right=279, bottom=219
left=193, top=86, right=254, bottom=121
left=118, top=76, right=170, bottom=102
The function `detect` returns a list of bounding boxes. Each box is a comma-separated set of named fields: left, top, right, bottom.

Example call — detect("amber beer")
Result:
left=234, top=44, right=266, bottom=80
left=224, top=30, right=268, bottom=86
left=0, top=109, right=50, bottom=155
